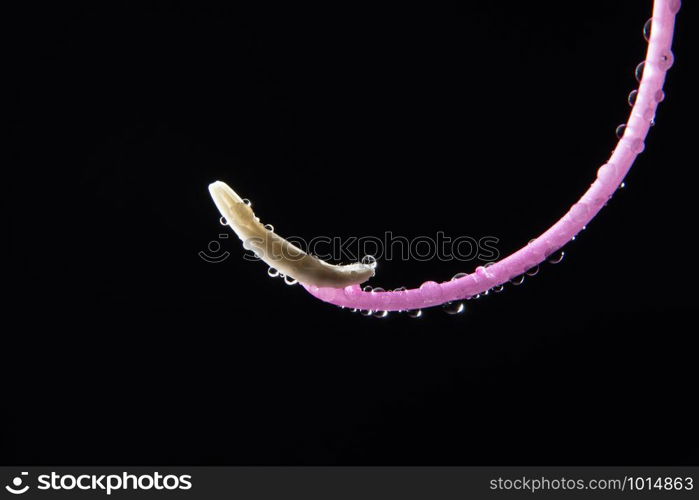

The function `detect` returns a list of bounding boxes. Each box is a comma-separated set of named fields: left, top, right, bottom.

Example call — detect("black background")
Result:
left=5, top=2, right=697, bottom=465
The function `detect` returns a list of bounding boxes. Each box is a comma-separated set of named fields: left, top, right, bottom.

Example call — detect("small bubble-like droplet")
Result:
left=635, top=61, right=645, bottom=82
left=526, top=265, right=539, bottom=277
left=408, top=309, right=423, bottom=318
left=655, top=90, right=665, bottom=102
left=620, top=182, right=626, bottom=189
left=658, top=51, right=674, bottom=71
left=643, top=18, right=653, bottom=41
left=627, top=89, right=638, bottom=107
left=360, top=309, right=373, bottom=316
left=419, top=281, right=443, bottom=301
left=267, top=267, right=279, bottom=278
left=626, top=138, right=645, bottom=153
left=475, top=266, right=495, bottom=280
left=219, top=216, right=228, bottom=226
left=344, top=285, right=361, bottom=299
left=669, top=0, right=681, bottom=14
left=443, top=302, right=465, bottom=315
left=569, top=203, right=590, bottom=222
left=242, top=198, right=252, bottom=207
left=597, top=162, right=618, bottom=184
left=451, top=272, right=468, bottom=281
left=264, top=224, right=274, bottom=231
left=494, top=284, right=504, bottom=293
left=615, top=124, right=627, bottom=139
left=373, top=310, right=389, bottom=318
left=361, top=255, right=377, bottom=268
left=284, top=275, right=298, bottom=286
left=363, top=285, right=373, bottom=292
left=547, top=250, right=565, bottom=264
left=510, top=275, right=525, bottom=286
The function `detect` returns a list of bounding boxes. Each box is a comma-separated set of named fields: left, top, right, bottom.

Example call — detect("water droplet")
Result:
left=669, top=0, right=681, bottom=14
left=373, top=310, right=389, bottom=318
left=443, top=302, right=465, bottom=315
left=362, top=285, right=373, bottom=292
left=658, top=51, right=674, bottom=71
left=419, top=281, right=443, bottom=301
left=643, top=18, right=653, bottom=41
left=569, top=202, right=590, bottom=222
left=547, top=250, right=565, bottom=264
left=393, top=286, right=407, bottom=292
left=615, top=124, right=627, bottom=139
left=350, top=308, right=359, bottom=313
left=219, top=216, right=228, bottom=226
left=526, top=265, right=539, bottom=277
left=267, top=267, right=279, bottom=278
left=494, top=284, right=504, bottom=293
left=475, top=266, right=495, bottom=280
left=408, top=309, right=423, bottom=318
left=242, top=198, right=252, bottom=207
left=284, top=275, right=298, bottom=285
left=344, top=285, right=361, bottom=299
left=620, top=182, right=626, bottom=189
left=628, top=89, right=638, bottom=106
left=635, top=61, right=645, bottom=82
left=510, top=275, right=525, bottom=286
left=626, top=138, right=645, bottom=153
left=371, top=287, right=385, bottom=293
left=361, top=255, right=377, bottom=268
left=360, top=309, right=373, bottom=316
left=655, top=90, right=665, bottom=102
left=264, top=224, right=274, bottom=231
left=451, top=272, right=468, bottom=281
left=597, top=162, right=618, bottom=184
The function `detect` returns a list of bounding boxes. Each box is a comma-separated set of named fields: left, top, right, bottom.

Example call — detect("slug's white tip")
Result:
left=209, top=180, right=244, bottom=206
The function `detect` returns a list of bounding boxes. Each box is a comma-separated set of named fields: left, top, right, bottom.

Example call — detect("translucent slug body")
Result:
left=209, top=0, right=680, bottom=313
left=209, top=181, right=376, bottom=287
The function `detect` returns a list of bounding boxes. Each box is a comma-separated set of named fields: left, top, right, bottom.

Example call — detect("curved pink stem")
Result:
left=302, top=0, right=681, bottom=312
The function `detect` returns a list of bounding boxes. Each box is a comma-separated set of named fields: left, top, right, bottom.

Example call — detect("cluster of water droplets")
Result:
left=353, top=284, right=393, bottom=319
left=342, top=236, right=573, bottom=319
left=616, top=15, right=677, bottom=151
left=266, top=266, right=297, bottom=285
